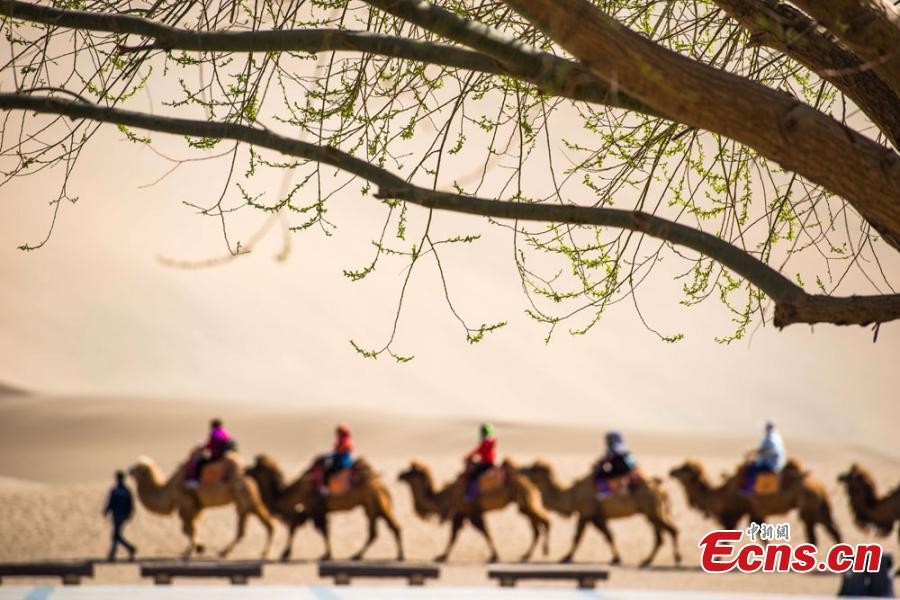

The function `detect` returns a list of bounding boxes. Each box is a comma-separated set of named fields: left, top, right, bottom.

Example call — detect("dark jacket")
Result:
left=105, top=483, right=134, bottom=522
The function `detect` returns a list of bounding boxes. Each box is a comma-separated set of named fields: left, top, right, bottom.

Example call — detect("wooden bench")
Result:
left=318, top=561, right=439, bottom=586
left=0, top=561, right=94, bottom=585
left=140, top=560, right=263, bottom=585
left=488, top=563, right=609, bottom=589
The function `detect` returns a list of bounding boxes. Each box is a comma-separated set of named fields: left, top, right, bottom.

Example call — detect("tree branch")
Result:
left=790, top=0, right=900, bottom=100
left=2, top=92, right=898, bottom=327
left=499, top=0, right=900, bottom=253
left=364, top=0, right=656, bottom=115
left=0, top=0, right=653, bottom=113
left=712, top=0, right=900, bottom=149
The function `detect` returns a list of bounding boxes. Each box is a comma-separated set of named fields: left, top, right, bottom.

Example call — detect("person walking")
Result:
left=103, top=470, right=136, bottom=561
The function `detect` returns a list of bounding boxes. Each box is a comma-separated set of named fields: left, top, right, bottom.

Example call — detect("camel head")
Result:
left=838, top=463, right=873, bottom=489
left=397, top=461, right=433, bottom=487
left=669, top=460, right=705, bottom=484
left=397, top=461, right=440, bottom=520
left=838, top=463, right=880, bottom=507
left=127, top=456, right=175, bottom=514
left=128, top=456, right=160, bottom=483
left=838, top=463, right=893, bottom=533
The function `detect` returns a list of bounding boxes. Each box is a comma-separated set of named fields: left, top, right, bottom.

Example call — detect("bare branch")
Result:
left=2, top=92, right=898, bottom=327
left=0, top=0, right=653, bottom=113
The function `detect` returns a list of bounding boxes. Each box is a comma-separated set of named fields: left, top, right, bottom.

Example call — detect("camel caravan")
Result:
left=120, top=419, right=898, bottom=567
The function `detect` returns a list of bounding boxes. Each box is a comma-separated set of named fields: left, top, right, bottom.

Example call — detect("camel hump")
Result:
left=781, top=461, right=810, bottom=485
left=352, top=457, right=376, bottom=480
left=253, top=453, right=278, bottom=470
left=783, top=459, right=808, bottom=476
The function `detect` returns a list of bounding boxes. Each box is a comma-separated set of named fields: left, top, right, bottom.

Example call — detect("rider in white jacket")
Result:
left=757, top=421, right=786, bottom=472
left=742, top=421, right=786, bottom=494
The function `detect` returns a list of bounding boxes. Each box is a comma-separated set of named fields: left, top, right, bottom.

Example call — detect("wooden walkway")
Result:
left=0, top=586, right=840, bottom=599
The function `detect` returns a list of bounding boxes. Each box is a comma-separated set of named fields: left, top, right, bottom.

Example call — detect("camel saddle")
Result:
left=328, top=469, right=352, bottom=496
left=738, top=461, right=795, bottom=495
left=199, top=458, right=235, bottom=485
left=598, top=470, right=645, bottom=496
left=752, top=472, right=780, bottom=495
left=477, top=466, right=506, bottom=494
left=317, top=461, right=366, bottom=496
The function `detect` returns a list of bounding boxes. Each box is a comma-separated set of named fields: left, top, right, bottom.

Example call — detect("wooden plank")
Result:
left=318, top=561, right=439, bottom=586
left=0, top=561, right=94, bottom=586
left=488, top=564, right=609, bottom=589
left=140, top=561, right=262, bottom=585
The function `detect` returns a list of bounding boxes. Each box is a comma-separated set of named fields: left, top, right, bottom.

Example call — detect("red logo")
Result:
left=699, top=529, right=882, bottom=574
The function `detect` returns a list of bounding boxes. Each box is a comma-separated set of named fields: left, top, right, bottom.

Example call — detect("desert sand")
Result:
left=0, top=385, right=897, bottom=595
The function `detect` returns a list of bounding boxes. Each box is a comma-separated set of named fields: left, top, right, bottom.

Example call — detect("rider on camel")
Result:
left=595, top=431, right=637, bottom=498
left=186, top=418, right=233, bottom=489
left=741, top=420, right=786, bottom=494
left=464, top=423, right=497, bottom=502
left=320, top=423, right=354, bottom=497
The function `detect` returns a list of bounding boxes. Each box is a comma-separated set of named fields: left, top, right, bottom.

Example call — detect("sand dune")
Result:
left=0, top=393, right=897, bottom=594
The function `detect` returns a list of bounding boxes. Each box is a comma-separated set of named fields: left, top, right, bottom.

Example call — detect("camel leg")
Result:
left=592, top=515, right=622, bottom=565
left=824, top=519, right=842, bottom=545
left=351, top=509, right=378, bottom=561
left=314, top=512, right=332, bottom=561
left=219, top=508, right=248, bottom=558
left=280, top=511, right=309, bottom=561
left=802, top=518, right=818, bottom=546
left=516, top=502, right=550, bottom=561
left=817, top=501, right=842, bottom=544
left=661, top=516, right=681, bottom=565
left=470, top=513, right=499, bottom=563
left=378, top=507, right=404, bottom=561
left=280, top=521, right=298, bottom=561
left=560, top=515, right=588, bottom=563
left=436, top=514, right=464, bottom=563
left=518, top=512, right=540, bottom=563
left=178, top=505, right=201, bottom=559
left=639, top=520, right=664, bottom=568
left=254, top=506, right=274, bottom=559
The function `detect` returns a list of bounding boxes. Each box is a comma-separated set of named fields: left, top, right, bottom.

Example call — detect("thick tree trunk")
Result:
left=774, top=294, right=900, bottom=328
left=791, top=0, right=900, bottom=100
left=502, top=0, right=900, bottom=252
left=712, top=0, right=900, bottom=149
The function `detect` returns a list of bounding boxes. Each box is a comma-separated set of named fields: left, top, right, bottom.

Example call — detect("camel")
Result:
left=838, top=464, right=899, bottom=554
left=669, top=460, right=749, bottom=529
left=397, top=459, right=550, bottom=563
left=519, top=460, right=680, bottom=566
left=128, top=454, right=274, bottom=558
left=244, top=454, right=403, bottom=561
left=669, top=459, right=841, bottom=545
